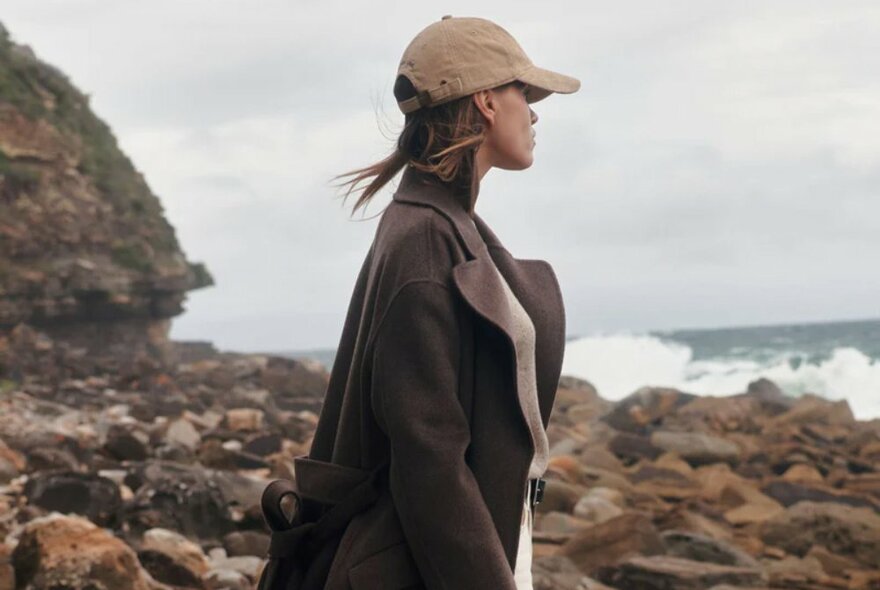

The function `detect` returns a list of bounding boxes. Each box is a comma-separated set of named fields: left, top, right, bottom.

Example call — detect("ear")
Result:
left=472, top=89, right=496, bottom=127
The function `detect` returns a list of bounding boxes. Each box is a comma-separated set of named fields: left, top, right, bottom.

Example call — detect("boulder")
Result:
left=138, top=527, right=210, bottom=587
left=23, top=470, right=122, bottom=527
left=650, top=431, right=741, bottom=466
left=608, top=433, right=662, bottom=464
left=11, top=513, right=158, bottom=590
left=602, top=387, right=696, bottom=433
left=558, top=513, right=666, bottom=575
left=661, top=530, right=760, bottom=568
left=533, top=554, right=612, bottom=590
left=600, top=555, right=765, bottom=590
left=760, top=500, right=880, bottom=567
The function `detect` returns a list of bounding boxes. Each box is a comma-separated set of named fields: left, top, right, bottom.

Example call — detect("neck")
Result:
left=472, top=146, right=492, bottom=215
left=475, top=145, right=491, bottom=184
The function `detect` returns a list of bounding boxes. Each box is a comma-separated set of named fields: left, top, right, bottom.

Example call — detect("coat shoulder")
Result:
left=373, top=201, right=466, bottom=287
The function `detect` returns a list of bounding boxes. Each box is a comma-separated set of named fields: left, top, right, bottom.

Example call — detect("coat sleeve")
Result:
left=370, top=278, right=519, bottom=590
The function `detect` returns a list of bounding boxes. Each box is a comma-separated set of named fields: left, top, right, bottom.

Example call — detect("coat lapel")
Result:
left=391, top=166, right=566, bottom=430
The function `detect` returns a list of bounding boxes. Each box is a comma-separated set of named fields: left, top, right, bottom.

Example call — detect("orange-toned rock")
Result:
left=547, top=454, right=585, bottom=482
left=559, top=512, right=666, bottom=575
left=11, top=513, right=159, bottom=590
left=724, top=501, right=784, bottom=526
left=631, top=465, right=702, bottom=501
left=805, top=544, right=862, bottom=577
left=781, top=463, right=824, bottom=483
left=0, top=543, right=13, bottom=590
left=765, top=395, right=855, bottom=429
left=537, top=478, right=585, bottom=514
left=579, top=445, right=625, bottom=474
left=761, top=501, right=880, bottom=568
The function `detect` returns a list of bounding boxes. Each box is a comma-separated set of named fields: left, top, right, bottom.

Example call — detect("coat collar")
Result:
left=391, top=165, right=566, bottom=432
left=392, top=165, right=501, bottom=259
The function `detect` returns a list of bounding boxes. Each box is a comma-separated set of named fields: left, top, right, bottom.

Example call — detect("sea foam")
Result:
left=562, top=333, right=880, bottom=420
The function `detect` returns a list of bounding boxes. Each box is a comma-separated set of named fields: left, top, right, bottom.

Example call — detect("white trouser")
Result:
left=512, top=481, right=534, bottom=589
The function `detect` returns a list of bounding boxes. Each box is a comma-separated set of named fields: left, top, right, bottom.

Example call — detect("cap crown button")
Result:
left=441, top=14, right=452, bottom=20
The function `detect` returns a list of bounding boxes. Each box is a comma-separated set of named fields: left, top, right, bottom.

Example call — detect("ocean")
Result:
left=562, top=317, right=880, bottom=421
left=284, top=317, right=880, bottom=421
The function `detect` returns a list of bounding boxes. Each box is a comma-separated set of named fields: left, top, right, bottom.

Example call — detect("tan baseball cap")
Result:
left=396, top=15, right=581, bottom=115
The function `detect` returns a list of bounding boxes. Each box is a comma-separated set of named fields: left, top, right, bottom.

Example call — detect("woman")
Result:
left=302, top=15, right=579, bottom=590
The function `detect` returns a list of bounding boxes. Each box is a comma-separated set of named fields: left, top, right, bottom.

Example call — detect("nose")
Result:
left=529, top=107, right=538, bottom=125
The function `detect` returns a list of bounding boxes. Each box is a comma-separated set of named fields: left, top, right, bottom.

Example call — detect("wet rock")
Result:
left=242, top=433, right=282, bottom=456
left=103, top=423, right=151, bottom=461
left=23, top=470, right=122, bottom=527
left=124, top=461, right=237, bottom=541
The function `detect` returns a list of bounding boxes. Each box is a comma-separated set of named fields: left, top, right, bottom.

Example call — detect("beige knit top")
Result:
left=468, top=216, right=549, bottom=480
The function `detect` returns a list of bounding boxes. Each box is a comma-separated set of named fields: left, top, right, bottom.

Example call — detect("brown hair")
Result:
left=330, top=76, right=524, bottom=218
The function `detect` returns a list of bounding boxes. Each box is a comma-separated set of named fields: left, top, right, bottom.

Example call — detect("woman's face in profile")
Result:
left=477, top=81, right=540, bottom=171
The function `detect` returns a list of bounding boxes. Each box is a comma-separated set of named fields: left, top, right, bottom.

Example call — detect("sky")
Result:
left=3, top=1, right=878, bottom=353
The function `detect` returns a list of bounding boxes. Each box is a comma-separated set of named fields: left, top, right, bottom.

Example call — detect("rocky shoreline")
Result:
left=1, top=323, right=879, bottom=589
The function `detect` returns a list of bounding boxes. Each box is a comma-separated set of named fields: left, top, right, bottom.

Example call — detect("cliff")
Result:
left=0, top=21, right=212, bottom=361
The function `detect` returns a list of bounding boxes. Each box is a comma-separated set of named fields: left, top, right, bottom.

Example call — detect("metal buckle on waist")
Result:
left=528, top=477, right=546, bottom=507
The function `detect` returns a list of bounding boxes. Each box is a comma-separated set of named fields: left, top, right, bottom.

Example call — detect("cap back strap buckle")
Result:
left=399, top=77, right=463, bottom=114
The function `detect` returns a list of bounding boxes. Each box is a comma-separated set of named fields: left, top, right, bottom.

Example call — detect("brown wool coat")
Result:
left=298, top=165, right=566, bottom=590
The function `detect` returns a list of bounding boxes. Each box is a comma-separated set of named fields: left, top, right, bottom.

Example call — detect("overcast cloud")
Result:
left=3, top=1, right=878, bottom=352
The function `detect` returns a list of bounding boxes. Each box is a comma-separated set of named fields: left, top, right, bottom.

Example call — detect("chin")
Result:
left=499, top=153, right=534, bottom=171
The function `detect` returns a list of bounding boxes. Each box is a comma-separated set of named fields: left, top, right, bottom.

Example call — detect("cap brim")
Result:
left=517, top=64, right=581, bottom=104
